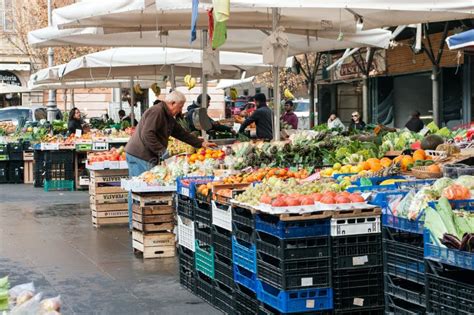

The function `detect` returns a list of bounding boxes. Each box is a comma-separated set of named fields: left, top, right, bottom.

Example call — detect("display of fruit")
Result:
left=151, top=83, right=161, bottom=97
left=235, top=177, right=343, bottom=206
left=321, top=157, right=396, bottom=177
left=393, top=149, right=434, bottom=171
left=219, top=167, right=309, bottom=184
left=284, top=88, right=295, bottom=100
left=88, top=146, right=126, bottom=163
left=168, top=137, right=196, bottom=156
left=260, top=191, right=365, bottom=207
left=184, top=74, right=196, bottom=90
left=188, top=148, right=225, bottom=163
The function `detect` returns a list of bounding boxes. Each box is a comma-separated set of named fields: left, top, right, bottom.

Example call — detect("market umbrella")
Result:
left=0, top=83, right=31, bottom=94
left=446, top=29, right=474, bottom=51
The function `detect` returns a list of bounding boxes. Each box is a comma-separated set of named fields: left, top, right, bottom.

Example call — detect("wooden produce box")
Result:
left=131, top=192, right=176, bottom=258
left=89, top=169, right=129, bottom=228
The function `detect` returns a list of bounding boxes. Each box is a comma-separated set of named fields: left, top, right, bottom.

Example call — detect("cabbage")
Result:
left=424, top=206, right=448, bottom=245
left=432, top=178, right=454, bottom=195
left=435, top=197, right=458, bottom=236
left=455, top=175, right=474, bottom=190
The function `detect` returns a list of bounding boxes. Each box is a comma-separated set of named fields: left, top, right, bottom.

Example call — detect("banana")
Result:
left=188, top=77, right=196, bottom=90
left=284, top=88, right=294, bottom=100
left=230, top=88, right=238, bottom=100
left=184, top=74, right=192, bottom=86
left=151, top=83, right=161, bottom=96
left=133, top=84, right=144, bottom=95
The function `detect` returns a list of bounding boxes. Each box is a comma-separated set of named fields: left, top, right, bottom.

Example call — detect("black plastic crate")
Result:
left=47, top=150, right=75, bottom=163
left=8, top=161, right=23, bottom=184
left=383, top=228, right=424, bottom=284
left=195, top=199, right=212, bottom=226
left=334, top=306, right=384, bottom=315
left=234, top=283, right=259, bottom=315
left=0, top=161, right=8, bottom=183
left=257, top=252, right=330, bottom=290
left=214, top=252, right=234, bottom=288
left=258, top=302, right=333, bottom=315
left=212, top=225, right=232, bottom=259
left=233, top=205, right=255, bottom=229
left=176, top=195, right=194, bottom=220
left=0, top=144, right=7, bottom=155
left=385, top=295, right=425, bottom=315
left=195, top=222, right=212, bottom=246
left=256, top=232, right=329, bottom=261
left=179, top=246, right=195, bottom=292
left=333, top=266, right=384, bottom=312
left=213, top=280, right=235, bottom=315
left=426, top=260, right=474, bottom=315
left=384, top=274, right=425, bottom=308
left=195, top=271, right=214, bottom=305
left=332, top=233, right=382, bottom=270
left=233, top=220, right=255, bottom=244
left=7, top=143, right=23, bottom=160
left=179, top=245, right=194, bottom=271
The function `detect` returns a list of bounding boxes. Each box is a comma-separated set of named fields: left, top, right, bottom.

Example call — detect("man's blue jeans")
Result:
left=126, top=153, right=155, bottom=230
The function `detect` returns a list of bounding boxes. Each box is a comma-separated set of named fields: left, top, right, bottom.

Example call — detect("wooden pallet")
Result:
left=277, top=210, right=333, bottom=221
left=132, top=230, right=175, bottom=247
left=131, top=192, right=174, bottom=207
left=92, top=210, right=128, bottom=218
left=92, top=215, right=128, bottom=227
left=90, top=203, right=128, bottom=212
left=132, top=240, right=176, bottom=259
left=132, top=203, right=173, bottom=215
left=132, top=220, right=174, bottom=233
left=90, top=192, right=128, bottom=204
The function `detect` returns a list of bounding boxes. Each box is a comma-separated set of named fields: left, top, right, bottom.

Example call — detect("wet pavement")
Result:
left=0, top=184, right=221, bottom=314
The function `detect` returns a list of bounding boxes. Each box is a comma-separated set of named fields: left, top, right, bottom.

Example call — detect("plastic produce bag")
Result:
left=39, top=295, right=61, bottom=314
left=10, top=292, right=42, bottom=315
left=9, top=282, right=35, bottom=307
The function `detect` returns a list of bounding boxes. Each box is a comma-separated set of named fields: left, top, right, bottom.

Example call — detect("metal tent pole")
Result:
left=129, top=77, right=135, bottom=127
left=170, top=64, right=176, bottom=90
left=272, top=8, right=280, bottom=141
left=201, top=30, right=208, bottom=139
left=432, top=65, right=440, bottom=125
left=46, top=0, right=57, bottom=122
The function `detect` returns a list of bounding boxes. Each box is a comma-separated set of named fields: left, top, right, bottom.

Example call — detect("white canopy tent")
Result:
left=216, top=77, right=256, bottom=90
left=0, top=83, right=31, bottom=94
left=28, top=79, right=158, bottom=91
left=51, top=0, right=474, bottom=33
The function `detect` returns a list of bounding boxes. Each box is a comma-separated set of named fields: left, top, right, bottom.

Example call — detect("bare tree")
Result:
left=256, top=52, right=322, bottom=128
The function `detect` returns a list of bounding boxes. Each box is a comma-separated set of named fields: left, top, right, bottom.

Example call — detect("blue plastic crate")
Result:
left=424, top=229, right=474, bottom=271
left=352, top=175, right=406, bottom=186
left=176, top=176, right=214, bottom=199
left=256, top=280, right=333, bottom=313
left=233, top=264, right=257, bottom=292
left=427, top=199, right=474, bottom=211
left=232, top=236, right=257, bottom=273
left=255, top=214, right=330, bottom=239
left=382, top=213, right=424, bottom=235
left=332, top=173, right=357, bottom=180
left=370, top=190, right=408, bottom=209
left=395, top=179, right=435, bottom=190
left=346, top=184, right=397, bottom=193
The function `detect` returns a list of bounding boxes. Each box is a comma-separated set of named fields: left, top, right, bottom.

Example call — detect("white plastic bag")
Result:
left=10, top=292, right=42, bottom=315
left=39, top=295, right=61, bottom=314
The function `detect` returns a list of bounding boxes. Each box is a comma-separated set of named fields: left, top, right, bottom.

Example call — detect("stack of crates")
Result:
left=423, top=199, right=474, bottom=314
left=331, top=212, right=384, bottom=314
left=0, top=144, right=8, bottom=183
left=255, top=212, right=333, bottom=314
left=33, top=150, right=75, bottom=191
left=131, top=192, right=176, bottom=259
left=0, top=143, right=24, bottom=184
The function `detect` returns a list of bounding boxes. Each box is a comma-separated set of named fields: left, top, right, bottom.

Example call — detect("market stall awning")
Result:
left=28, top=27, right=392, bottom=54
left=51, top=0, right=474, bottom=33
left=58, top=47, right=271, bottom=82
left=28, top=79, right=157, bottom=91
left=0, top=83, right=31, bottom=94
left=216, top=77, right=256, bottom=89
left=29, top=65, right=66, bottom=84
left=446, top=29, right=474, bottom=51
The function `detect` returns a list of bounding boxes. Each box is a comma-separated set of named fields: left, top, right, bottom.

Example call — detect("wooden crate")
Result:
left=91, top=192, right=128, bottom=204
left=91, top=203, right=128, bottom=212
left=131, top=192, right=174, bottom=207
left=132, top=221, right=174, bottom=233
left=89, top=169, right=129, bottom=184
left=92, top=209, right=129, bottom=218
left=23, top=160, right=34, bottom=184
left=92, top=215, right=128, bottom=227
left=23, top=151, right=34, bottom=161
left=132, top=230, right=176, bottom=259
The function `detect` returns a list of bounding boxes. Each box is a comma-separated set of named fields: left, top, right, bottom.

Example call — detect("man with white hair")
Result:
left=125, top=91, right=215, bottom=228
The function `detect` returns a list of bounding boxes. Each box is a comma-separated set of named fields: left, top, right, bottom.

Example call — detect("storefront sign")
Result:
left=0, top=71, right=22, bottom=86
left=331, top=50, right=386, bottom=81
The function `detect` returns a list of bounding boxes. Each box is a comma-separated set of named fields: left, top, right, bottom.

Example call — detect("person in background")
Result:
left=281, top=100, right=298, bottom=129
left=186, top=94, right=233, bottom=133
left=118, top=109, right=138, bottom=126
left=238, top=93, right=273, bottom=140
left=327, top=112, right=345, bottom=130
left=349, top=111, right=366, bottom=131
left=68, top=107, right=83, bottom=135
left=125, top=90, right=216, bottom=230
left=405, top=111, right=424, bottom=132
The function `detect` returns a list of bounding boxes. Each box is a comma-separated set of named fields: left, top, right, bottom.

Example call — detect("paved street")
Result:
left=0, top=184, right=220, bottom=315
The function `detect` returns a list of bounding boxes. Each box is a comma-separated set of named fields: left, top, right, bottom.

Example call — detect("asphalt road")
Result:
left=0, top=184, right=220, bottom=315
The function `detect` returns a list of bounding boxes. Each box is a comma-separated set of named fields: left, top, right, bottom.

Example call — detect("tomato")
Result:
left=325, top=191, right=337, bottom=198
left=285, top=197, right=301, bottom=207
left=349, top=193, right=365, bottom=203
left=260, top=195, right=272, bottom=204
left=339, top=191, right=351, bottom=197
left=335, top=196, right=351, bottom=204
left=310, top=193, right=323, bottom=202
left=272, top=198, right=288, bottom=207
left=300, top=197, right=314, bottom=205
left=320, top=196, right=335, bottom=204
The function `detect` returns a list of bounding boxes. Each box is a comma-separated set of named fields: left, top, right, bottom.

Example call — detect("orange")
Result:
left=401, top=156, right=414, bottom=171
left=371, top=163, right=383, bottom=172
left=427, top=164, right=441, bottom=173
left=198, top=155, right=205, bottom=161
left=413, top=149, right=426, bottom=161
left=189, top=154, right=198, bottom=163
left=360, top=161, right=371, bottom=171
left=380, top=157, right=392, bottom=168
left=393, top=155, right=404, bottom=165
left=205, top=153, right=212, bottom=159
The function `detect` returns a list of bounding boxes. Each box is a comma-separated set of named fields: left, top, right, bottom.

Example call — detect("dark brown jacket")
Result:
left=125, top=102, right=202, bottom=162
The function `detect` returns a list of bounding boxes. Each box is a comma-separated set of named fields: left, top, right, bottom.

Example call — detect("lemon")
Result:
left=333, top=163, right=342, bottom=170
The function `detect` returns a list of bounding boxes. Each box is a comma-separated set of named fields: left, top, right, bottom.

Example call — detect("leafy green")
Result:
left=435, top=197, right=458, bottom=236
left=425, top=206, right=448, bottom=245
left=436, top=127, right=451, bottom=138
left=0, top=276, right=8, bottom=289
left=432, top=178, right=454, bottom=195
left=454, top=214, right=472, bottom=238
left=426, top=121, right=439, bottom=133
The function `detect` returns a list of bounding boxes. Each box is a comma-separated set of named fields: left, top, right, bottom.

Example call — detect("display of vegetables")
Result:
left=88, top=146, right=126, bottom=163
left=425, top=197, right=474, bottom=252
left=0, top=276, right=8, bottom=311
left=167, top=137, right=195, bottom=156
left=380, top=131, right=422, bottom=153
